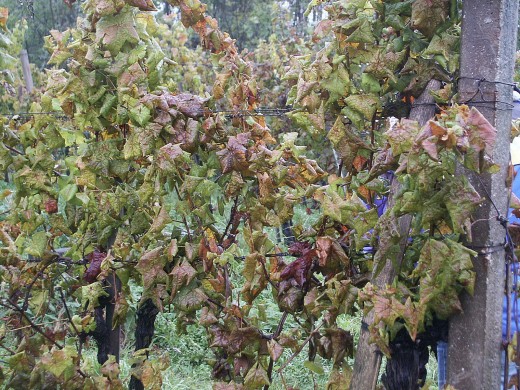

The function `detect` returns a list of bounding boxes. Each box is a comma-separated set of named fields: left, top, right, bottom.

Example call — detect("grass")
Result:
left=81, top=309, right=440, bottom=389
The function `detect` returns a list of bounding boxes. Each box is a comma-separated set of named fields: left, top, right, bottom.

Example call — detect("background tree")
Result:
left=2, top=0, right=81, bottom=69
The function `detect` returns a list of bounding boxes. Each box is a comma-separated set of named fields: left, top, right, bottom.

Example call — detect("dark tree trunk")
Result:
left=129, top=299, right=159, bottom=390
left=382, top=319, right=448, bottom=390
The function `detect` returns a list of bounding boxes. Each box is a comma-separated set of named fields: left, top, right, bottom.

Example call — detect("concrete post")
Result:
left=447, top=1, right=518, bottom=389
left=19, top=49, right=33, bottom=94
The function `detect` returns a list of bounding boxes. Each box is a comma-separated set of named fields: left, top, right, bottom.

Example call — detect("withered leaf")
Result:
left=84, top=249, right=107, bottom=283
left=164, top=92, right=207, bottom=118
left=217, top=133, right=250, bottom=174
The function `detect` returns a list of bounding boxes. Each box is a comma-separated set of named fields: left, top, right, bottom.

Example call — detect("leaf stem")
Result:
left=2, top=299, right=64, bottom=349
left=277, top=321, right=323, bottom=374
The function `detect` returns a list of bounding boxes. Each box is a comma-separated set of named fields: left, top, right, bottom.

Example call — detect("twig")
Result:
left=2, top=299, right=64, bottom=349
left=220, top=196, right=239, bottom=246
left=0, top=208, right=12, bottom=216
left=259, top=256, right=278, bottom=291
left=8, top=319, right=68, bottom=332
left=223, top=264, right=232, bottom=302
left=0, top=340, right=15, bottom=355
left=277, top=321, right=324, bottom=374
left=264, top=312, right=289, bottom=389
left=173, top=184, right=192, bottom=241
left=57, top=290, right=74, bottom=328
left=21, top=260, right=55, bottom=311
left=4, top=145, right=23, bottom=155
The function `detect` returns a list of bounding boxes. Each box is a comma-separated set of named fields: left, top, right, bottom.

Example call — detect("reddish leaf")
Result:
left=465, top=107, right=497, bottom=153
left=312, top=19, right=333, bottom=43
left=210, top=326, right=261, bottom=354
left=287, top=241, right=313, bottom=257
left=44, top=198, right=58, bottom=214
left=234, top=355, right=254, bottom=377
left=84, top=250, right=106, bottom=283
left=280, top=253, right=314, bottom=286
left=125, top=0, right=157, bottom=11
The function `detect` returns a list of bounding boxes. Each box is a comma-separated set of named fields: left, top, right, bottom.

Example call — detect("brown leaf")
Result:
left=170, top=260, right=197, bottom=298
left=508, top=223, right=520, bottom=245
left=465, top=107, right=497, bottom=153
left=267, top=339, right=284, bottom=362
left=84, top=250, right=107, bottom=283
left=217, top=133, right=250, bottom=174
left=199, top=306, right=218, bottom=326
left=316, top=237, right=349, bottom=276
left=125, top=0, right=157, bottom=11
left=277, top=281, right=305, bottom=313
left=411, top=0, right=449, bottom=38
left=164, top=92, right=207, bottom=118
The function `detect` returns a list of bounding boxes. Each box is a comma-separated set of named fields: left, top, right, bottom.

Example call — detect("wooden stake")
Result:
left=350, top=79, right=440, bottom=390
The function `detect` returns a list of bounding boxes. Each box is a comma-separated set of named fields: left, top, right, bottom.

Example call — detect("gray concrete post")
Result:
left=447, top=1, right=518, bottom=389
left=19, top=49, right=34, bottom=94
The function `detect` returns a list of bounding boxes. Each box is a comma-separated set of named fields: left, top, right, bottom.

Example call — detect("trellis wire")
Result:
left=1, top=106, right=295, bottom=120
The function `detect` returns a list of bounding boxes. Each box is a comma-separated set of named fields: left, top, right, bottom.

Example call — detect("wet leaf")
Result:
left=411, top=0, right=449, bottom=38
left=217, top=133, right=250, bottom=174
left=126, top=0, right=157, bottom=11
left=84, top=249, right=107, bottom=283
left=244, top=363, right=269, bottom=389
left=96, top=9, right=140, bottom=55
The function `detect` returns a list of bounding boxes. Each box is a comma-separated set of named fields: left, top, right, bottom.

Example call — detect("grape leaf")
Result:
left=96, top=9, right=140, bottom=55
left=244, top=363, right=270, bottom=389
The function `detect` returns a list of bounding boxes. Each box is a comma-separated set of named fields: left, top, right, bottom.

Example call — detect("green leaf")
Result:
left=100, top=94, right=117, bottom=117
left=360, top=73, right=381, bottom=94
left=59, top=183, right=78, bottom=202
left=304, top=361, right=325, bottom=375
left=346, top=18, right=374, bottom=44
left=444, top=177, right=482, bottom=234
left=95, top=8, right=140, bottom=55
left=123, top=131, right=141, bottom=159
left=328, top=117, right=371, bottom=166
left=25, top=231, right=48, bottom=258
left=411, top=0, right=449, bottom=38
left=320, top=63, right=350, bottom=103
left=244, top=363, right=270, bottom=389
left=40, top=346, right=78, bottom=380
left=344, top=94, right=380, bottom=120
left=129, top=105, right=151, bottom=127
left=136, top=247, right=169, bottom=301
left=81, top=282, right=110, bottom=311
